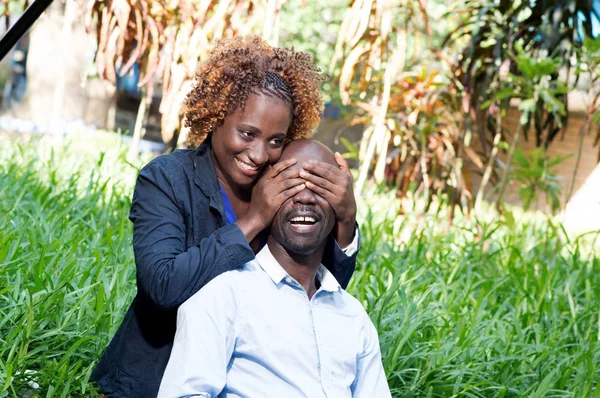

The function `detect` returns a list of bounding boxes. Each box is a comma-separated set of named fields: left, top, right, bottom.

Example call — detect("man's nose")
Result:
left=247, top=142, right=268, bottom=165
left=292, top=184, right=317, bottom=206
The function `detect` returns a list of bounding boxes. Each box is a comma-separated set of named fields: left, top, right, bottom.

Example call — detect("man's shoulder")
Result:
left=180, top=269, right=239, bottom=310
left=336, top=289, right=372, bottom=318
left=219, top=260, right=266, bottom=282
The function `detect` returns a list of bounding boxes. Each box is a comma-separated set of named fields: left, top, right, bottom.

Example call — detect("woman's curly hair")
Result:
left=183, top=36, right=325, bottom=148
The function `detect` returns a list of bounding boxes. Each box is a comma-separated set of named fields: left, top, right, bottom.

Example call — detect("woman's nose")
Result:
left=247, top=142, right=268, bottom=165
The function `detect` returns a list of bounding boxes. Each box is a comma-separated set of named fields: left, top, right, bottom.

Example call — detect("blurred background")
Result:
left=1, top=0, right=600, bottom=396
left=1, top=0, right=599, bottom=228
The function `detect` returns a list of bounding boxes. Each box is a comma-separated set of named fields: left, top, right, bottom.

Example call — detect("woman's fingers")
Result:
left=334, top=152, right=352, bottom=177
left=269, top=158, right=297, bottom=178
left=279, top=177, right=306, bottom=191
left=274, top=167, right=301, bottom=183
left=300, top=160, right=347, bottom=195
left=299, top=157, right=356, bottom=225
left=302, top=160, right=345, bottom=181
left=261, top=176, right=304, bottom=212
left=278, top=182, right=307, bottom=200
left=300, top=170, right=341, bottom=196
left=304, top=180, right=335, bottom=201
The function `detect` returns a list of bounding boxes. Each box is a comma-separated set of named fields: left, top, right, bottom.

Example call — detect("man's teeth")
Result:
left=290, top=216, right=317, bottom=224
left=236, top=159, right=259, bottom=171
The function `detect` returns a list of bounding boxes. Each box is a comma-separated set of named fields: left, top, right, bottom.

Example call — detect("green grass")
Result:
left=1, top=136, right=599, bottom=397
left=353, top=202, right=600, bottom=397
left=0, top=135, right=145, bottom=397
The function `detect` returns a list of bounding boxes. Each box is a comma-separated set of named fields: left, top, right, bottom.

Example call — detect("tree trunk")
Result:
left=50, top=0, right=75, bottom=135
left=475, top=110, right=502, bottom=212
left=355, top=32, right=404, bottom=193
left=495, top=125, right=523, bottom=210
left=566, top=120, right=588, bottom=204
left=565, top=91, right=600, bottom=203
left=128, top=86, right=149, bottom=159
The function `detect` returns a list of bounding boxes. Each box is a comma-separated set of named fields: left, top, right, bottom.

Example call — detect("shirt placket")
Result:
left=284, top=276, right=329, bottom=398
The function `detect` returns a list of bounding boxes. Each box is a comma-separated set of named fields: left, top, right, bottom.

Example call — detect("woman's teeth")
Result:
left=235, top=158, right=259, bottom=172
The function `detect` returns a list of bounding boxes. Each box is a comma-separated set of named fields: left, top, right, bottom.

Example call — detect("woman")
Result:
left=92, top=36, right=358, bottom=397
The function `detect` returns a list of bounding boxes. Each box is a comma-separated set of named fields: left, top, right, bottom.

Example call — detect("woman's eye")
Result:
left=270, top=138, right=284, bottom=146
left=240, top=131, right=254, bottom=139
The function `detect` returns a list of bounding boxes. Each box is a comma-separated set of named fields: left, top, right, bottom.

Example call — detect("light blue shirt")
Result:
left=158, top=245, right=391, bottom=398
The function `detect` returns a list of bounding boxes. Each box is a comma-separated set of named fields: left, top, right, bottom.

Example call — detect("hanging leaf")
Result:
left=87, top=0, right=290, bottom=145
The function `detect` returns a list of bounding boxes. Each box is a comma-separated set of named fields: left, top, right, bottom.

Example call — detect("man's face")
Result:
left=270, top=141, right=336, bottom=256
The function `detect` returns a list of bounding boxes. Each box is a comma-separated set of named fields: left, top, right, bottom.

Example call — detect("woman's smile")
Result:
left=234, top=157, right=261, bottom=176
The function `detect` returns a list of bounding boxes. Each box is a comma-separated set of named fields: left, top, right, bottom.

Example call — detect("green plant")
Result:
left=511, top=147, right=571, bottom=212
left=328, top=0, right=433, bottom=194
left=446, top=0, right=600, bottom=210
left=0, top=135, right=144, bottom=397
left=1, top=136, right=599, bottom=397
left=486, top=46, right=568, bottom=210
left=446, top=0, right=598, bottom=149
left=382, top=70, right=473, bottom=220
left=323, top=0, right=475, bottom=220
left=0, top=1, right=27, bottom=31
left=565, top=34, right=600, bottom=202
left=277, top=0, right=348, bottom=104
left=353, top=190, right=600, bottom=397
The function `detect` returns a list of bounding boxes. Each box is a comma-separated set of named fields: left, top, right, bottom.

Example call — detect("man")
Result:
left=158, top=140, right=391, bottom=398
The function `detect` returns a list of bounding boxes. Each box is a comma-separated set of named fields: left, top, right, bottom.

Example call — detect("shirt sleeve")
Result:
left=158, top=272, right=242, bottom=398
left=351, top=312, right=392, bottom=398
left=130, top=157, right=255, bottom=311
left=323, top=224, right=360, bottom=289
left=340, top=226, right=359, bottom=255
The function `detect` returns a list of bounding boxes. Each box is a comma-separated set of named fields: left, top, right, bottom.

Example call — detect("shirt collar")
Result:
left=316, top=266, right=342, bottom=293
left=255, top=245, right=287, bottom=284
left=255, top=245, right=342, bottom=293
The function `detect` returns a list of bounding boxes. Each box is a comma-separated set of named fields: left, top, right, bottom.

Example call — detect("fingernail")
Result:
left=300, top=170, right=307, bottom=177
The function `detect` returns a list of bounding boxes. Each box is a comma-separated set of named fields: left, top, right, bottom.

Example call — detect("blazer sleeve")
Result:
left=129, top=158, right=254, bottom=311
left=322, top=224, right=360, bottom=290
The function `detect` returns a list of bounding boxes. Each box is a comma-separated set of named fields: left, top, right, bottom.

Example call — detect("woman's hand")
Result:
left=235, top=158, right=306, bottom=241
left=300, top=152, right=357, bottom=248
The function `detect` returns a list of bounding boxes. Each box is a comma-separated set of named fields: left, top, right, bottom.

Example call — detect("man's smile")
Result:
left=286, top=209, right=322, bottom=234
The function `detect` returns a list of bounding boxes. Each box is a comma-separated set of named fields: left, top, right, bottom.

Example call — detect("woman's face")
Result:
left=211, top=93, right=293, bottom=192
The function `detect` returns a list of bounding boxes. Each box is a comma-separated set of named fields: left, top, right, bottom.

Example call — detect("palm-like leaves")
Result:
left=330, top=0, right=474, bottom=219
left=86, top=0, right=286, bottom=144
left=446, top=0, right=599, bottom=150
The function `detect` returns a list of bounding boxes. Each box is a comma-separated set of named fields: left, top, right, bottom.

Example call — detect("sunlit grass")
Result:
left=0, top=135, right=146, bottom=397
left=353, top=188, right=600, bottom=397
left=1, top=136, right=599, bottom=397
